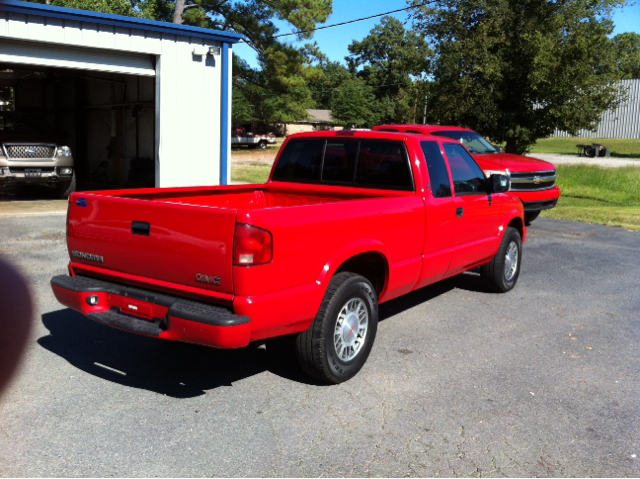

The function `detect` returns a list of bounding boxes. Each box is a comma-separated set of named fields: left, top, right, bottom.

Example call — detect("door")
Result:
left=443, top=142, right=502, bottom=272
left=415, top=140, right=456, bottom=287
left=0, top=39, right=155, bottom=76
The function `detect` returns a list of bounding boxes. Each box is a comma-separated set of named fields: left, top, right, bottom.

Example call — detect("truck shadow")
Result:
left=38, top=309, right=321, bottom=399
left=39, top=272, right=487, bottom=398
left=379, top=271, right=486, bottom=322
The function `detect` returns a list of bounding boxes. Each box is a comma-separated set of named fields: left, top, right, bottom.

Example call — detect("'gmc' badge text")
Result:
left=195, top=273, right=222, bottom=286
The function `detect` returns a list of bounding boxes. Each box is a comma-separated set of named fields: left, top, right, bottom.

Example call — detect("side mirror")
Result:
left=488, top=174, right=510, bottom=193
left=492, top=145, right=502, bottom=153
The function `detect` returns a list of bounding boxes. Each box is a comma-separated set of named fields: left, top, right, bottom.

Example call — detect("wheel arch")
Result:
left=319, top=240, right=390, bottom=298
left=508, top=216, right=524, bottom=240
left=335, top=251, right=389, bottom=297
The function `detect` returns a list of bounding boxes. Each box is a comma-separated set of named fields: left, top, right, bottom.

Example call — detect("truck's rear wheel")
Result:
left=295, top=272, right=378, bottom=384
left=480, top=226, right=522, bottom=293
left=258, top=140, right=267, bottom=150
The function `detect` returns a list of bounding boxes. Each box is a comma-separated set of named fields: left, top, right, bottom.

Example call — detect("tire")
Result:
left=295, top=272, right=378, bottom=384
left=59, top=173, right=76, bottom=199
left=258, top=141, right=267, bottom=150
left=585, top=146, right=596, bottom=158
left=480, top=226, right=522, bottom=293
left=524, top=211, right=540, bottom=225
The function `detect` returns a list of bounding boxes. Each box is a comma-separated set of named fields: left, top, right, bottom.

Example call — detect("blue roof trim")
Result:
left=0, top=0, right=243, bottom=44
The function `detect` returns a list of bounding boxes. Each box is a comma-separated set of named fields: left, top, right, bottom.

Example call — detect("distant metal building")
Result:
left=553, top=79, right=640, bottom=139
left=0, top=0, right=242, bottom=188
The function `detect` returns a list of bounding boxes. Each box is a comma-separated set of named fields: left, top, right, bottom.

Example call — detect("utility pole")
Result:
left=422, top=94, right=428, bottom=124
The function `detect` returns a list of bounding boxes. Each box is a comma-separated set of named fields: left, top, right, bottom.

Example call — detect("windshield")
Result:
left=431, top=130, right=497, bottom=154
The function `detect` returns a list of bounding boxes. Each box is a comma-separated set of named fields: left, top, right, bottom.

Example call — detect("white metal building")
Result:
left=0, top=0, right=242, bottom=188
left=553, top=79, right=640, bottom=139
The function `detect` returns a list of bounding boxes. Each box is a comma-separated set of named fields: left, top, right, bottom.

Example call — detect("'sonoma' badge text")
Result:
left=195, top=273, right=222, bottom=286
left=72, top=251, right=104, bottom=263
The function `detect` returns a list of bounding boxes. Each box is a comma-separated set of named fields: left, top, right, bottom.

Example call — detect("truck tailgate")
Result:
left=67, top=194, right=236, bottom=296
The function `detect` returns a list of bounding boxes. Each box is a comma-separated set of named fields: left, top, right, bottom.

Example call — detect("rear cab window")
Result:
left=272, top=137, right=414, bottom=191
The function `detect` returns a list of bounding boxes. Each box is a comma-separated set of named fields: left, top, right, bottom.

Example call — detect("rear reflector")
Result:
left=234, top=224, right=273, bottom=266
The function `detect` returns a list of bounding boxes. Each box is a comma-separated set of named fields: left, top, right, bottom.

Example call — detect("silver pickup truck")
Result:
left=0, top=114, right=75, bottom=198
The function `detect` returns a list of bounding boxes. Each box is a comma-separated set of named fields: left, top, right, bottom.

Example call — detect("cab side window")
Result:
left=443, top=143, right=486, bottom=195
left=356, top=140, right=412, bottom=190
left=272, top=139, right=324, bottom=182
left=421, top=141, right=452, bottom=198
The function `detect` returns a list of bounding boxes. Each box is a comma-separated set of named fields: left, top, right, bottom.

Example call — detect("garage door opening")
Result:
left=0, top=62, right=156, bottom=200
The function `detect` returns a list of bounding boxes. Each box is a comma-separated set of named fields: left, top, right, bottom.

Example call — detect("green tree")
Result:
left=38, top=0, right=171, bottom=20
left=613, top=32, right=640, bottom=79
left=331, top=78, right=376, bottom=127
left=233, top=54, right=315, bottom=125
left=411, top=0, right=628, bottom=154
left=347, top=16, right=432, bottom=124
left=306, top=61, right=353, bottom=110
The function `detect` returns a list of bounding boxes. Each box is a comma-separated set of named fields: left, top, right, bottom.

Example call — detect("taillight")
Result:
left=234, top=224, right=273, bottom=266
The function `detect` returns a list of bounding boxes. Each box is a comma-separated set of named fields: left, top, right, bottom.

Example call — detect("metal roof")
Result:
left=306, top=109, right=334, bottom=124
left=0, top=0, right=244, bottom=43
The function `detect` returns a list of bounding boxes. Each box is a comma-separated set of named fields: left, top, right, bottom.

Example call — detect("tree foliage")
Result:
left=613, top=32, right=640, bottom=79
left=347, top=16, right=431, bottom=97
left=306, top=61, right=353, bottom=110
left=346, top=16, right=432, bottom=125
left=232, top=53, right=316, bottom=125
left=411, top=0, right=629, bottom=154
left=330, top=78, right=376, bottom=128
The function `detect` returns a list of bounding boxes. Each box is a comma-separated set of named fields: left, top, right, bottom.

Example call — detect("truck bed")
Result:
left=65, top=184, right=406, bottom=302
left=109, top=184, right=385, bottom=209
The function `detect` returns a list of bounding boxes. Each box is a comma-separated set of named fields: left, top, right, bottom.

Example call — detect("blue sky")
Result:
left=234, top=0, right=640, bottom=68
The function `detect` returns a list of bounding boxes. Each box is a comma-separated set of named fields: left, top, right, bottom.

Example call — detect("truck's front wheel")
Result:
left=295, top=272, right=378, bottom=384
left=480, top=226, right=522, bottom=293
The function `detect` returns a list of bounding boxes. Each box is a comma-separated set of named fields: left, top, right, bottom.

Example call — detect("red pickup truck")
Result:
left=51, top=131, right=525, bottom=384
left=373, top=125, right=561, bottom=225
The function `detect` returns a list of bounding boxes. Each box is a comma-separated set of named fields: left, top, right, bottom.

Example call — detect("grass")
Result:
left=541, top=165, right=640, bottom=231
left=231, top=164, right=271, bottom=184
left=530, top=137, right=640, bottom=158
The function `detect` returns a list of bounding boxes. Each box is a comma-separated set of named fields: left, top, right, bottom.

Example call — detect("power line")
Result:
left=273, top=2, right=431, bottom=38
left=238, top=2, right=431, bottom=43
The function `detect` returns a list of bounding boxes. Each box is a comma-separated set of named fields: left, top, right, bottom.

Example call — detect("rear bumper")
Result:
left=50, top=275, right=252, bottom=348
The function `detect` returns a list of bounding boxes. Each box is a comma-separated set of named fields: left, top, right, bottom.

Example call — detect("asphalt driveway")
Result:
left=0, top=215, right=638, bottom=477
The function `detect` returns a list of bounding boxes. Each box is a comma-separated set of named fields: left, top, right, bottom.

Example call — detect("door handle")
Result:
left=132, top=221, right=151, bottom=236
left=456, top=207, right=464, bottom=218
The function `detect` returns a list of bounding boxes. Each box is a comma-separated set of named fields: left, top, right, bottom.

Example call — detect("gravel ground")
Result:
left=526, top=153, right=640, bottom=168
left=0, top=215, right=638, bottom=477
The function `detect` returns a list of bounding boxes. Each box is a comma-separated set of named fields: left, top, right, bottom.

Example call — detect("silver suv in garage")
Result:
left=0, top=114, right=75, bottom=198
